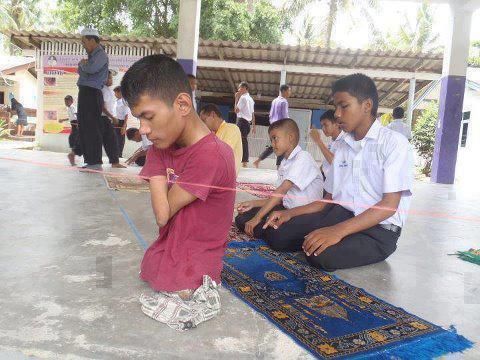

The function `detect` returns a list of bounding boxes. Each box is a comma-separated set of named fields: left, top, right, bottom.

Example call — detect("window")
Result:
left=0, top=91, right=4, bottom=105
left=463, top=111, right=471, bottom=120
left=461, top=122, right=469, bottom=147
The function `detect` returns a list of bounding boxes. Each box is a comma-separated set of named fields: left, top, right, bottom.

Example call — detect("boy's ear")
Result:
left=362, top=98, right=373, bottom=115
left=175, top=93, right=194, bottom=116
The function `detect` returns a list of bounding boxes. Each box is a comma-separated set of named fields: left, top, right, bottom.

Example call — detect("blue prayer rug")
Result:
left=222, top=241, right=473, bottom=359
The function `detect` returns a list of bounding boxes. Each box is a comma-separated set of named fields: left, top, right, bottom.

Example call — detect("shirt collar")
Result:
left=216, top=121, right=226, bottom=135
left=286, top=145, right=302, bottom=160
left=343, top=120, right=381, bottom=149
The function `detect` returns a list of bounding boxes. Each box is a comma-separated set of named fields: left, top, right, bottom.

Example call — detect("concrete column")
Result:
left=430, top=5, right=471, bottom=184
left=406, top=78, right=415, bottom=127
left=176, top=0, right=201, bottom=75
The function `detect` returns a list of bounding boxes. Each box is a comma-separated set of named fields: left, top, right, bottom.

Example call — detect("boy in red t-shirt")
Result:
left=121, top=55, right=236, bottom=331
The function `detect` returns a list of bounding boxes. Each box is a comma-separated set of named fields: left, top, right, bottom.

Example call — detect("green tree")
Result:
left=295, top=14, right=319, bottom=46
left=412, top=101, right=438, bottom=176
left=57, top=0, right=282, bottom=44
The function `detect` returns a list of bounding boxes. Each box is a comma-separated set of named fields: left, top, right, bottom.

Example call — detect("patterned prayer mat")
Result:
left=226, top=223, right=254, bottom=243
left=222, top=241, right=473, bottom=359
left=104, top=173, right=149, bottom=192
left=452, top=248, right=480, bottom=266
left=237, top=182, right=275, bottom=199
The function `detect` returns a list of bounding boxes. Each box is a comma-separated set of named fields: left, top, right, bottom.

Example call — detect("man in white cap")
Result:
left=77, top=27, right=109, bottom=169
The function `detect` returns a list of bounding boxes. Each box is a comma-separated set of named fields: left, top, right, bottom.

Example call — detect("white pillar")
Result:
left=406, top=77, right=415, bottom=127
left=280, top=68, right=287, bottom=86
left=176, top=0, right=201, bottom=75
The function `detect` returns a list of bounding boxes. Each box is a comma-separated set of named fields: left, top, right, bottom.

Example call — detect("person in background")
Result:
left=114, top=86, right=129, bottom=158
left=125, top=127, right=152, bottom=167
left=253, top=84, right=292, bottom=168
left=387, top=107, right=412, bottom=140
left=59, top=95, right=82, bottom=165
left=100, top=70, right=125, bottom=168
left=77, top=27, right=108, bottom=170
left=200, top=103, right=242, bottom=174
left=235, top=82, right=255, bottom=168
left=187, top=74, right=197, bottom=111
left=309, top=110, right=345, bottom=178
left=9, top=98, right=28, bottom=137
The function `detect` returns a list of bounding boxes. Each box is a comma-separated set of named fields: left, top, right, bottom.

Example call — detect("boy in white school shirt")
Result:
left=264, top=73, right=413, bottom=271
left=235, top=118, right=324, bottom=239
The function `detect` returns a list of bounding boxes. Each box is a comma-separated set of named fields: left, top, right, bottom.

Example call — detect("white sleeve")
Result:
left=237, top=96, right=246, bottom=111
left=284, top=152, right=321, bottom=191
left=383, top=134, right=413, bottom=195
left=324, top=168, right=333, bottom=194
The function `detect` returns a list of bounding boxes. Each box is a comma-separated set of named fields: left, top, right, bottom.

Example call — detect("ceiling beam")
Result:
left=197, top=59, right=441, bottom=81
left=217, top=48, right=237, bottom=93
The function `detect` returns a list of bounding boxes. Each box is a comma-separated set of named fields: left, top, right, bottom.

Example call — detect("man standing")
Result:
left=235, top=82, right=255, bottom=168
left=387, top=107, right=412, bottom=140
left=187, top=74, right=197, bottom=111
left=253, top=84, right=291, bottom=168
left=77, top=28, right=108, bottom=169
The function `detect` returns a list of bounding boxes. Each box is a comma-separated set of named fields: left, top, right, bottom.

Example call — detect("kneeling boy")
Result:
left=264, top=73, right=413, bottom=271
left=121, top=55, right=236, bottom=330
left=235, top=118, right=324, bottom=241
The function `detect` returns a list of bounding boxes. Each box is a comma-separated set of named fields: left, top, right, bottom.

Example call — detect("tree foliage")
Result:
left=56, top=0, right=282, bottom=44
left=412, top=101, right=438, bottom=176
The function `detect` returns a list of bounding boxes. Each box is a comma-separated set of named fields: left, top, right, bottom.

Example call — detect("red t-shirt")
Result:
left=139, top=133, right=236, bottom=291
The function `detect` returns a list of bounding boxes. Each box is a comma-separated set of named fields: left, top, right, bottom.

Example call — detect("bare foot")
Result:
left=112, top=163, right=126, bottom=168
left=67, top=152, right=76, bottom=166
left=253, top=159, right=260, bottom=168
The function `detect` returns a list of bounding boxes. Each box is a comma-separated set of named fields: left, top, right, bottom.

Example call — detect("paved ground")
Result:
left=0, top=148, right=479, bottom=359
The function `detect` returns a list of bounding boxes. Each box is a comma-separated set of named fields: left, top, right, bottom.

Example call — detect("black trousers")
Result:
left=77, top=86, right=103, bottom=165
left=236, top=118, right=250, bottom=163
left=68, top=123, right=82, bottom=156
left=135, top=155, right=146, bottom=167
left=235, top=205, right=286, bottom=239
left=114, top=120, right=125, bottom=158
left=264, top=204, right=399, bottom=271
left=100, top=116, right=120, bottom=164
left=259, top=146, right=284, bottom=166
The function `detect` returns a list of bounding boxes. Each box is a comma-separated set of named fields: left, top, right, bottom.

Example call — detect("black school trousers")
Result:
left=100, top=116, right=119, bottom=164
left=77, top=86, right=103, bottom=165
left=264, top=204, right=400, bottom=271
left=68, top=123, right=83, bottom=156
left=236, top=118, right=250, bottom=163
left=235, top=205, right=286, bottom=239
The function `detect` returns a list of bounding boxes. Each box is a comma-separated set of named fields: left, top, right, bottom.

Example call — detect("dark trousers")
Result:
left=100, top=116, right=119, bottom=164
left=135, top=155, right=146, bottom=167
left=235, top=205, right=286, bottom=239
left=259, top=146, right=284, bottom=166
left=236, top=118, right=250, bottom=163
left=114, top=120, right=125, bottom=158
left=68, top=123, right=82, bottom=156
left=77, top=86, right=103, bottom=165
left=264, top=204, right=400, bottom=271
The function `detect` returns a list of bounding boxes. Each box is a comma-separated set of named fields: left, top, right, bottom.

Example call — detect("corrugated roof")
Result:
left=0, top=56, right=35, bottom=74
left=4, top=30, right=444, bottom=109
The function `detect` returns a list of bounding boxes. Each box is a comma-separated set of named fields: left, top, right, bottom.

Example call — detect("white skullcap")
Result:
left=80, top=28, right=100, bottom=37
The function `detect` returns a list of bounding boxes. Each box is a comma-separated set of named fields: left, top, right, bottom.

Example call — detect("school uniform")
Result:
left=100, top=86, right=120, bottom=164
left=135, top=134, right=152, bottom=167
left=265, top=121, right=413, bottom=271
left=322, top=130, right=346, bottom=178
left=67, top=104, right=82, bottom=156
left=115, top=98, right=129, bottom=157
left=387, top=118, right=412, bottom=140
left=235, top=145, right=324, bottom=239
left=235, top=93, right=255, bottom=163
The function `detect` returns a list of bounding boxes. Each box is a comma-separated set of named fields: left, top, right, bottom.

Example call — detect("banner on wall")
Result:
left=42, top=55, right=142, bottom=134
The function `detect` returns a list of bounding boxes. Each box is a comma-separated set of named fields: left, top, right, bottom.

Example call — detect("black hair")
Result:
left=126, top=127, right=139, bottom=140
left=393, top=106, right=405, bottom=119
left=320, top=109, right=336, bottom=122
left=84, top=35, right=100, bottom=44
left=239, top=81, right=249, bottom=90
left=279, top=84, right=290, bottom=93
left=113, top=86, right=122, bottom=93
left=187, top=74, right=196, bottom=79
left=64, top=95, right=74, bottom=102
left=268, top=118, right=299, bottom=143
left=121, top=54, right=192, bottom=108
left=331, top=73, right=378, bottom=117
left=200, top=103, right=222, bottom=118
left=10, top=98, right=21, bottom=110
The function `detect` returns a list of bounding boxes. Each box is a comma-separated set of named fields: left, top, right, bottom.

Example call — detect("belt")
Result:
left=379, top=223, right=402, bottom=235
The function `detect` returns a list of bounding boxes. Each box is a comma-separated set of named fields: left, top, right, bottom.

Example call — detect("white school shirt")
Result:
left=101, top=86, right=116, bottom=117
left=141, top=134, right=152, bottom=150
left=322, top=130, right=346, bottom=177
left=387, top=119, right=412, bottom=140
left=236, top=93, right=255, bottom=122
left=67, top=104, right=77, bottom=122
left=115, top=98, right=129, bottom=121
left=276, top=145, right=324, bottom=209
left=324, top=120, right=413, bottom=227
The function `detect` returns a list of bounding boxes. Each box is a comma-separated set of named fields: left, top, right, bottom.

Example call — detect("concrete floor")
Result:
left=0, top=148, right=479, bottom=359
